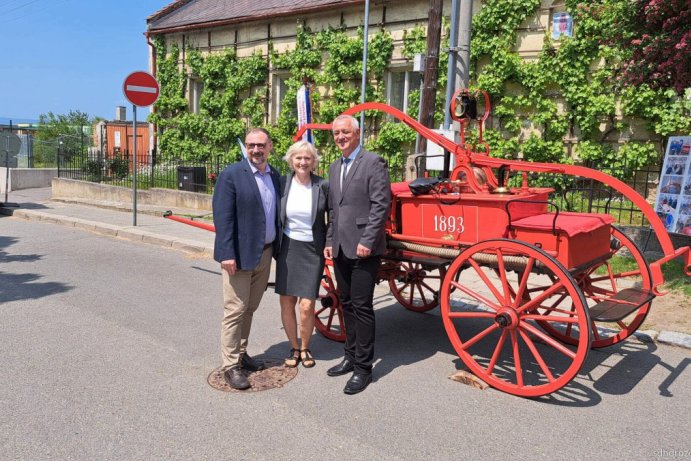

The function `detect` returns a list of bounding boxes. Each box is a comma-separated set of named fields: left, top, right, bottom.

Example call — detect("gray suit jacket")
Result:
left=326, top=149, right=391, bottom=259
left=279, top=172, right=329, bottom=255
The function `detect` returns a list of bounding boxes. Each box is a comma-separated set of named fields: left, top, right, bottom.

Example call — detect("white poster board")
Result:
left=654, top=135, right=691, bottom=235
left=425, top=127, right=455, bottom=171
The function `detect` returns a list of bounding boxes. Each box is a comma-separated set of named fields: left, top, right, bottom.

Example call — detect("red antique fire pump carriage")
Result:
left=167, top=91, right=690, bottom=397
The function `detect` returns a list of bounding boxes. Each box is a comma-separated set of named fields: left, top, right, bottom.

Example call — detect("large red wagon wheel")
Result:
left=315, top=260, right=346, bottom=342
left=388, top=262, right=446, bottom=312
left=535, top=226, right=653, bottom=348
left=440, top=239, right=591, bottom=397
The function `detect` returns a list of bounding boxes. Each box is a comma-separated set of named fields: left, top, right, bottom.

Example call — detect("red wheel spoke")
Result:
left=468, top=257, right=505, bottom=307
left=520, top=321, right=577, bottom=359
left=460, top=323, right=499, bottom=350
left=591, top=321, right=601, bottom=340
left=540, top=303, right=571, bottom=316
left=511, top=259, right=535, bottom=309
left=487, top=330, right=508, bottom=374
left=519, top=329, right=555, bottom=382
left=564, top=313, right=574, bottom=337
left=416, top=282, right=429, bottom=306
left=398, top=281, right=411, bottom=293
left=510, top=330, right=524, bottom=387
left=584, top=286, right=614, bottom=298
left=537, top=293, right=571, bottom=315
left=453, top=283, right=502, bottom=312
left=447, top=311, right=495, bottom=319
left=420, top=280, right=436, bottom=292
left=515, top=281, right=568, bottom=314
left=315, top=305, right=328, bottom=316
left=326, top=307, right=335, bottom=329
left=495, top=248, right=512, bottom=306
left=522, top=314, right=581, bottom=323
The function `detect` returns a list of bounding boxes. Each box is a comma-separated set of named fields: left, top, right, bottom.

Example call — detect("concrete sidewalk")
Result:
left=1, top=187, right=215, bottom=255
left=2, top=187, right=689, bottom=350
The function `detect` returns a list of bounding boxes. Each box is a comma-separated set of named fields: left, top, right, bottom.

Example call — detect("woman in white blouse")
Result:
left=275, top=141, right=329, bottom=368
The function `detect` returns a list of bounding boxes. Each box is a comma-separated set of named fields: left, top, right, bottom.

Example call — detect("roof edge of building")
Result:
left=147, top=0, right=365, bottom=35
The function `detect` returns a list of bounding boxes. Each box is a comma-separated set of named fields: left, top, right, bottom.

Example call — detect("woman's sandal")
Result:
left=284, top=348, right=301, bottom=368
left=300, top=349, right=316, bottom=368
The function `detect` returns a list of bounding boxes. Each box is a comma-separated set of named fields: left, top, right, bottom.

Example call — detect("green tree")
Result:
left=36, top=110, right=93, bottom=160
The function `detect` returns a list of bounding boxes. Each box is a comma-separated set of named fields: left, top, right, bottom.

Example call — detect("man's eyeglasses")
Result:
left=246, top=143, right=267, bottom=149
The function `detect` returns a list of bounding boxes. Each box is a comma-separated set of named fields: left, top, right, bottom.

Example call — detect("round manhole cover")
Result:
left=208, top=358, right=298, bottom=392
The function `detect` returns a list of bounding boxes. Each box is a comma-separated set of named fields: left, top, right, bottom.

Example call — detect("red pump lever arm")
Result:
left=335, top=102, right=690, bottom=290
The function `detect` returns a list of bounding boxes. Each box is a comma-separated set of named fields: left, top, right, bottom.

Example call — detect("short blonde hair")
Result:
left=283, top=140, right=321, bottom=171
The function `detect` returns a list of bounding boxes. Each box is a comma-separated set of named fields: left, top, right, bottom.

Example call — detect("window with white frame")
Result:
left=188, top=77, right=204, bottom=114
left=386, top=69, right=422, bottom=115
left=271, top=74, right=290, bottom=123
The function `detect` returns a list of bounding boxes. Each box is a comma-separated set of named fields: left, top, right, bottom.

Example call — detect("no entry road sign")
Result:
left=123, top=71, right=160, bottom=107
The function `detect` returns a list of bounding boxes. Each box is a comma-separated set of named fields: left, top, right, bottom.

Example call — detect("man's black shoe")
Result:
left=241, top=353, right=265, bottom=372
left=326, top=358, right=354, bottom=377
left=344, top=373, right=372, bottom=395
left=223, top=367, right=251, bottom=390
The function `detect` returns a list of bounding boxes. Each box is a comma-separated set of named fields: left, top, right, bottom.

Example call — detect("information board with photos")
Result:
left=654, top=136, right=691, bottom=235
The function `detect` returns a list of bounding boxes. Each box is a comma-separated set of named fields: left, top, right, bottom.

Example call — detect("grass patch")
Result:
left=660, top=259, right=691, bottom=297
left=598, top=256, right=691, bottom=297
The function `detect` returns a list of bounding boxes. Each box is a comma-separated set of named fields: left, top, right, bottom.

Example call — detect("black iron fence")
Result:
left=58, top=148, right=406, bottom=193
left=58, top=147, right=660, bottom=226
left=415, top=154, right=662, bottom=226
left=58, top=150, right=224, bottom=194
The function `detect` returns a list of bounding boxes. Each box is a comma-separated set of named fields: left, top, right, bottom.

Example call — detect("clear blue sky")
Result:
left=0, top=0, right=172, bottom=123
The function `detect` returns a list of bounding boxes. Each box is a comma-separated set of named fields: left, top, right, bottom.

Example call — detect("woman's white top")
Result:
left=284, top=177, right=314, bottom=242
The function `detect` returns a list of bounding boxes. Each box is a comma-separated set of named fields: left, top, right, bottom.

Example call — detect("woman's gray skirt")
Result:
left=275, top=235, right=324, bottom=299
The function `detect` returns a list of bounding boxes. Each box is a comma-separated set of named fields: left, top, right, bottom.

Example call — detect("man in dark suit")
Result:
left=324, top=115, right=391, bottom=394
left=213, top=128, right=281, bottom=390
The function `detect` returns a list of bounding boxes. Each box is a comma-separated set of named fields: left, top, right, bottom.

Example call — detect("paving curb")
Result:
left=1, top=207, right=213, bottom=257
left=4, top=205, right=690, bottom=350
left=50, top=197, right=214, bottom=219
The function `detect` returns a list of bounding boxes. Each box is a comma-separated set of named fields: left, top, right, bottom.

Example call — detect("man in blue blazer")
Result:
left=213, top=128, right=281, bottom=390
left=324, top=115, right=391, bottom=394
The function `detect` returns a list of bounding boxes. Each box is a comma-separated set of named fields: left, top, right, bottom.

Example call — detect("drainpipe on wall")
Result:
left=145, top=32, right=158, bottom=159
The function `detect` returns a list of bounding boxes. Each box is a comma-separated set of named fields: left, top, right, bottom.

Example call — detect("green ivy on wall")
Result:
left=150, top=1, right=689, bottom=178
left=150, top=38, right=268, bottom=163
left=471, top=0, right=690, bottom=179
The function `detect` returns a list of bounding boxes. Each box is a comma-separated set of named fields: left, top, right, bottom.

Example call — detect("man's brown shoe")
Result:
left=223, top=367, right=250, bottom=390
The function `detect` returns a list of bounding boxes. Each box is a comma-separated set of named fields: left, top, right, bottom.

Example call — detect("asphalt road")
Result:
left=1, top=216, right=690, bottom=460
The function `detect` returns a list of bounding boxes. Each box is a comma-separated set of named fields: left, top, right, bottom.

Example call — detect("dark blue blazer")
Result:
left=212, top=158, right=281, bottom=270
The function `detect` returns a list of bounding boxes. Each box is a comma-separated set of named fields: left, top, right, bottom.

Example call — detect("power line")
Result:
left=2, top=0, right=42, bottom=15
left=0, top=0, right=69, bottom=26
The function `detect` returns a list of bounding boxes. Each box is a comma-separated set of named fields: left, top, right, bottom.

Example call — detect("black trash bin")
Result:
left=177, top=166, right=207, bottom=192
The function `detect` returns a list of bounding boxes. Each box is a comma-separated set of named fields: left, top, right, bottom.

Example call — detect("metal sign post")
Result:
left=132, top=105, right=138, bottom=225
left=1, top=125, right=21, bottom=208
left=122, top=71, right=159, bottom=226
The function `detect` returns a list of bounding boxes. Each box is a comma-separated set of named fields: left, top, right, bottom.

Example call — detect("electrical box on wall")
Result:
left=413, top=54, right=426, bottom=73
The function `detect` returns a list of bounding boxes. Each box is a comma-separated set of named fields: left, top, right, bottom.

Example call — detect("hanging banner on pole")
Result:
left=296, top=84, right=313, bottom=143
